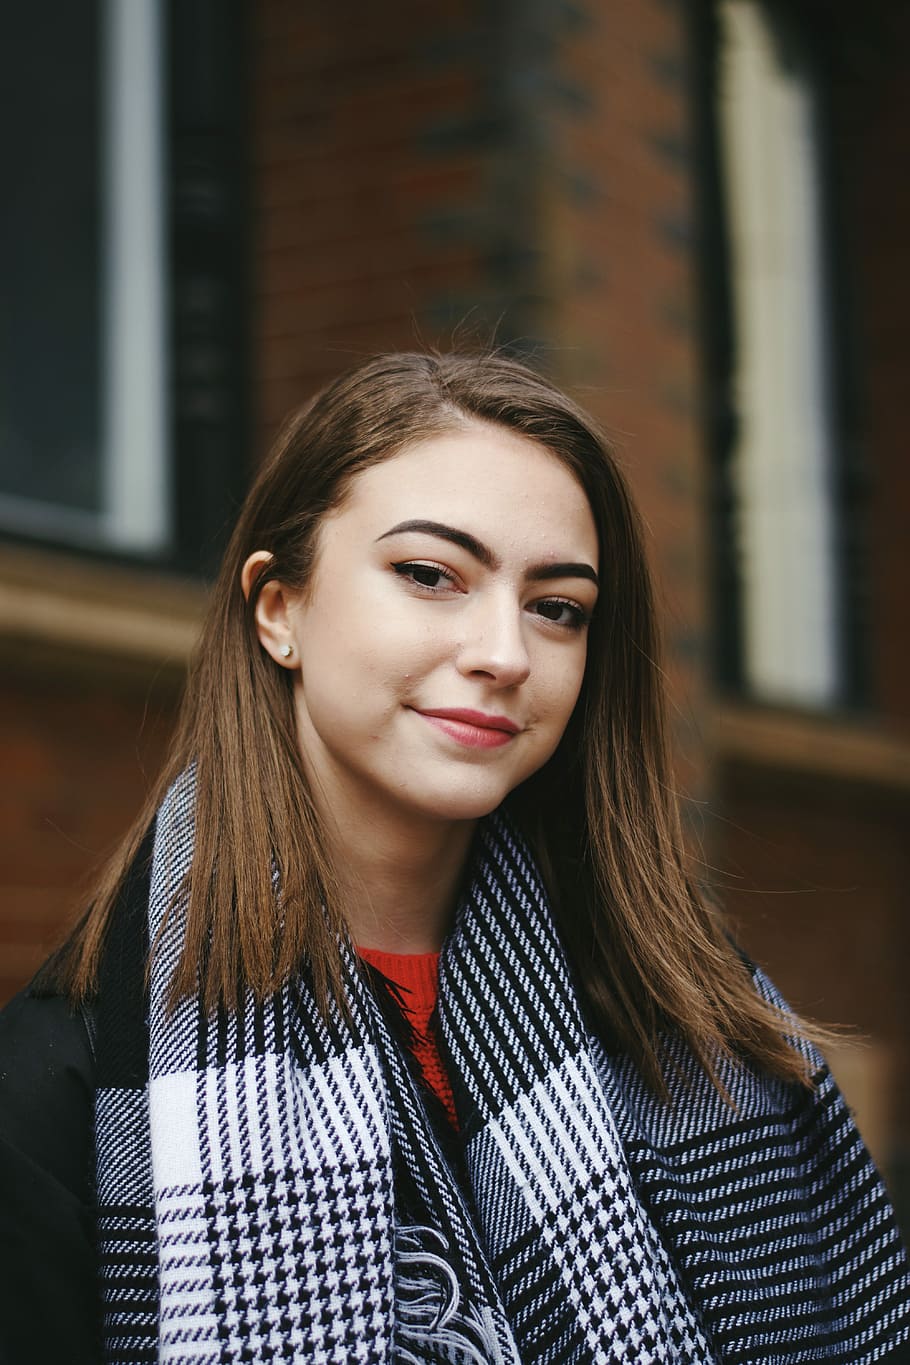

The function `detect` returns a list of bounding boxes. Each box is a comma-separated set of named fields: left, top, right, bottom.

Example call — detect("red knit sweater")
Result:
left=357, top=946, right=458, bottom=1130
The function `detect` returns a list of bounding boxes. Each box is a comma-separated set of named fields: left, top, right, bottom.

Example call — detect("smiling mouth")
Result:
left=414, top=708, right=520, bottom=749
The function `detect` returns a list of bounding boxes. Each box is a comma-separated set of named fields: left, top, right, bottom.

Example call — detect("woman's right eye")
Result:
left=392, top=561, right=456, bottom=592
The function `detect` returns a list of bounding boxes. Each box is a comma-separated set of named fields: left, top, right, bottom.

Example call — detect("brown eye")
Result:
left=392, top=561, right=455, bottom=592
left=531, top=598, right=588, bottom=630
left=411, top=566, right=445, bottom=588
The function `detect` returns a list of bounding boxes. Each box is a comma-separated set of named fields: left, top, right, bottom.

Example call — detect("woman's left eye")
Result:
left=531, top=598, right=589, bottom=630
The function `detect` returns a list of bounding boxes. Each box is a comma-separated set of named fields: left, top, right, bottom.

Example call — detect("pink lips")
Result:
left=415, top=707, right=520, bottom=749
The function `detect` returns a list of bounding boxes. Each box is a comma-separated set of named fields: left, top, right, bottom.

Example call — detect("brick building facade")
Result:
left=2, top=0, right=908, bottom=1222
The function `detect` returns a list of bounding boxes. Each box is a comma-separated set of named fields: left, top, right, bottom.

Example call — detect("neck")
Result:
left=326, top=812, right=477, bottom=954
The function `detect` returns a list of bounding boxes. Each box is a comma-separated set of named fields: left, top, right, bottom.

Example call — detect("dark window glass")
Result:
left=0, top=1, right=102, bottom=515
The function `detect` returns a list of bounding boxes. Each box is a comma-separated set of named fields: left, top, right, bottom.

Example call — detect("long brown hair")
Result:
left=52, top=350, right=814, bottom=1094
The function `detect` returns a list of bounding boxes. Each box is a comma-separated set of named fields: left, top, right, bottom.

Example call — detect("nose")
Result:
left=455, top=592, right=531, bottom=687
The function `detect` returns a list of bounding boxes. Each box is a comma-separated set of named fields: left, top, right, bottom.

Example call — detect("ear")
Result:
left=241, top=550, right=299, bottom=669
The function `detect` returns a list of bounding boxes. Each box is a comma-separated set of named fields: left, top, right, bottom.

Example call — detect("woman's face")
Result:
left=264, top=421, right=599, bottom=833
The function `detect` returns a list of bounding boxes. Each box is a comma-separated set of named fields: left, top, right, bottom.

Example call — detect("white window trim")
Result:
left=102, top=0, right=169, bottom=553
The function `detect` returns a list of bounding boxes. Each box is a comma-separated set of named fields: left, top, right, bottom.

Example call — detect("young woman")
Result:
left=2, top=351, right=908, bottom=1365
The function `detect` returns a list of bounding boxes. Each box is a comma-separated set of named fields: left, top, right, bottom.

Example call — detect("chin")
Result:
left=408, top=785, right=514, bottom=825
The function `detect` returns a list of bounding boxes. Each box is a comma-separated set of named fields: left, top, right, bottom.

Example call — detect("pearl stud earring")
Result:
left=279, top=643, right=294, bottom=659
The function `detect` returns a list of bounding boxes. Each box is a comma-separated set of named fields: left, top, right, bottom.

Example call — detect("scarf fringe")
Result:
left=394, top=1225, right=499, bottom=1365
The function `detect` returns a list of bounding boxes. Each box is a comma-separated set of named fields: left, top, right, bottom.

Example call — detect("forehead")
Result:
left=330, top=423, right=598, bottom=564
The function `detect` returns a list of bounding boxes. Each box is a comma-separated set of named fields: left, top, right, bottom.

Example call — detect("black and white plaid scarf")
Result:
left=94, top=771, right=910, bottom=1363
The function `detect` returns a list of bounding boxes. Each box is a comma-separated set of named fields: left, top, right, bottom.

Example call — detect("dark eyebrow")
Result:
left=376, top=519, right=496, bottom=567
left=376, top=518, right=599, bottom=587
left=527, top=562, right=599, bottom=587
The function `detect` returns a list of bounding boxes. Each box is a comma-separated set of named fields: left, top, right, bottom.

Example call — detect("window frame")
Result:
left=692, top=0, right=868, bottom=712
left=0, top=0, right=250, bottom=583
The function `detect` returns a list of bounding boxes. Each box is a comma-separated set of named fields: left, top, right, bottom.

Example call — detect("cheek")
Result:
left=539, top=646, right=588, bottom=724
left=296, top=606, right=437, bottom=718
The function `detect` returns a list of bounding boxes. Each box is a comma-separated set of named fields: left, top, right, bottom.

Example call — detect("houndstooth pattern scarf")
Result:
left=93, top=771, right=910, bottom=1364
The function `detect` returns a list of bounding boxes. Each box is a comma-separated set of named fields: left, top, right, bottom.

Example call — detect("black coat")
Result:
left=0, top=984, right=100, bottom=1363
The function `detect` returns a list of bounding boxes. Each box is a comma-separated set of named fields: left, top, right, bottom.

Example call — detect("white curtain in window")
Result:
left=719, top=0, right=839, bottom=706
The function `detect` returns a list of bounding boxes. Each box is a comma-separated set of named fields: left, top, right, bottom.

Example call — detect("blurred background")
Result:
left=1, top=0, right=908, bottom=1228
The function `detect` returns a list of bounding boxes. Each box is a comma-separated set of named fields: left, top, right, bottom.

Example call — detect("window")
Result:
left=0, top=0, right=248, bottom=575
left=704, top=0, right=860, bottom=709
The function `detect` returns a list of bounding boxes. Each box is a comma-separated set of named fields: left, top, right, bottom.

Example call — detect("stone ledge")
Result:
left=0, top=543, right=205, bottom=680
left=711, top=700, right=910, bottom=792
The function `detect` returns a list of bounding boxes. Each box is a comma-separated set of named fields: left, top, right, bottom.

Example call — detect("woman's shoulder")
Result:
left=0, top=983, right=103, bottom=1363
left=0, top=980, right=96, bottom=1200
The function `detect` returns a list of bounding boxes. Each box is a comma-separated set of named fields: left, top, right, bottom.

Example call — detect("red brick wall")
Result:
left=0, top=663, right=176, bottom=1002
left=718, top=770, right=909, bottom=1036
left=254, top=0, right=494, bottom=438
